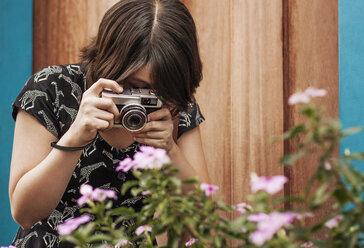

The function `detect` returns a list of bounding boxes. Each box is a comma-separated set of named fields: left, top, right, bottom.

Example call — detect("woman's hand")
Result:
left=132, top=108, right=175, bottom=153
left=65, top=78, right=123, bottom=146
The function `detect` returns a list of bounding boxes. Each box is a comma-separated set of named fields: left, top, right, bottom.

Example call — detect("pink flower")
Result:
left=77, top=184, right=117, bottom=207
left=247, top=213, right=269, bottom=222
left=92, top=188, right=117, bottom=202
left=200, top=183, right=219, bottom=196
left=324, top=161, right=332, bottom=171
left=249, top=230, right=272, bottom=247
left=288, top=92, right=311, bottom=105
left=116, top=157, right=135, bottom=172
left=325, top=215, right=343, bottom=229
left=251, top=174, right=288, bottom=195
left=142, top=190, right=151, bottom=195
left=236, top=202, right=253, bottom=214
left=115, top=240, right=133, bottom=247
left=304, top=87, right=327, bottom=98
left=248, top=212, right=297, bottom=246
left=134, top=146, right=171, bottom=170
left=301, top=241, right=315, bottom=247
left=116, top=146, right=171, bottom=172
left=135, top=225, right=152, bottom=236
left=1, top=246, right=17, bottom=248
left=288, top=87, right=327, bottom=105
left=77, top=184, right=93, bottom=206
left=185, top=238, right=197, bottom=247
left=295, top=212, right=314, bottom=221
left=57, top=214, right=91, bottom=236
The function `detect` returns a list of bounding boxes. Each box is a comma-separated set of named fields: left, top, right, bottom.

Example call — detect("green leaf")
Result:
left=337, top=161, right=362, bottom=186
left=105, top=200, right=113, bottom=210
left=280, top=150, right=307, bottom=166
left=109, top=206, right=135, bottom=216
left=87, top=234, right=113, bottom=243
left=341, top=126, right=362, bottom=136
left=310, top=222, right=324, bottom=234
left=121, top=180, right=139, bottom=195
left=182, top=178, right=199, bottom=184
left=168, top=177, right=182, bottom=189
left=342, top=152, right=364, bottom=161
left=310, top=182, right=331, bottom=208
left=283, top=124, right=306, bottom=140
left=323, top=118, right=341, bottom=129
left=213, top=236, right=223, bottom=247
left=216, top=201, right=233, bottom=212
left=131, top=187, right=144, bottom=197
left=300, top=106, right=317, bottom=118
left=332, top=187, right=351, bottom=205
left=59, top=235, right=82, bottom=246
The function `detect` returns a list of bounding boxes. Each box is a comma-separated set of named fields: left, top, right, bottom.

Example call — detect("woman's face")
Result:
left=123, top=66, right=152, bottom=89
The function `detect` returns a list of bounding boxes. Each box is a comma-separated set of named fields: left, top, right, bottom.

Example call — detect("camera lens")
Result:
left=128, top=115, right=142, bottom=126
left=120, top=104, right=147, bottom=132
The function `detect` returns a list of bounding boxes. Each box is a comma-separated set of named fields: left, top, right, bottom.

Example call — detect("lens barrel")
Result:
left=120, top=104, right=147, bottom=131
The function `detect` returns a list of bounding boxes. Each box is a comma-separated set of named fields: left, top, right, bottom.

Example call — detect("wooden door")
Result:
left=33, top=0, right=339, bottom=219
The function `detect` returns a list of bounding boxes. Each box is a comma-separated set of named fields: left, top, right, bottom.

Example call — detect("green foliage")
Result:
left=60, top=100, right=364, bottom=248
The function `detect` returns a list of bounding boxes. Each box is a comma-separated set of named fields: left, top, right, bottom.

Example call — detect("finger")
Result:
left=133, top=137, right=165, bottom=148
left=88, top=78, right=123, bottom=96
left=148, top=108, right=171, bottom=122
left=92, top=118, right=111, bottom=130
left=92, top=109, right=115, bottom=124
left=137, top=120, right=171, bottom=133
left=133, top=130, right=167, bottom=139
left=94, top=98, right=120, bottom=122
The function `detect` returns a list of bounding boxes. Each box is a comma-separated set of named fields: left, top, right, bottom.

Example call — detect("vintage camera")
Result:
left=101, top=88, right=163, bottom=131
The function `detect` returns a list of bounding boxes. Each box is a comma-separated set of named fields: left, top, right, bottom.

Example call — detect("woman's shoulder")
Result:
left=12, top=63, right=86, bottom=137
left=31, top=63, right=86, bottom=90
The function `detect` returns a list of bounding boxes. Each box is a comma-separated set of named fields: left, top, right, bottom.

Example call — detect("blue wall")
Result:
left=0, top=0, right=32, bottom=244
left=339, top=0, right=364, bottom=172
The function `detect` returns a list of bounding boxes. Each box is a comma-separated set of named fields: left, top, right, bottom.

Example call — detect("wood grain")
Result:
left=284, top=0, right=339, bottom=222
left=184, top=0, right=285, bottom=210
left=33, top=0, right=118, bottom=72
left=230, top=0, right=284, bottom=208
left=33, top=0, right=339, bottom=225
left=183, top=0, right=233, bottom=208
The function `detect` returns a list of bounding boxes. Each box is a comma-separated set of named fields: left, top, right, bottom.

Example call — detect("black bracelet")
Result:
left=50, top=140, right=93, bottom=151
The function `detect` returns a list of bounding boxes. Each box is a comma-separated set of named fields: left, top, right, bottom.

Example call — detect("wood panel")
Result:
left=284, top=0, right=339, bottom=220
left=33, top=0, right=339, bottom=222
left=183, top=0, right=233, bottom=208
left=184, top=0, right=285, bottom=209
left=33, top=0, right=118, bottom=73
left=230, top=0, right=284, bottom=208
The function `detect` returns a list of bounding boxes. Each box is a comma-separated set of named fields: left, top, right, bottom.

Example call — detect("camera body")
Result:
left=101, top=88, right=163, bottom=132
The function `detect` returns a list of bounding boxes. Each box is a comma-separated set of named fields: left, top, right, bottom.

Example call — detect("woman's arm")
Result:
left=9, top=110, right=84, bottom=229
left=171, top=126, right=210, bottom=185
left=9, top=79, right=123, bottom=229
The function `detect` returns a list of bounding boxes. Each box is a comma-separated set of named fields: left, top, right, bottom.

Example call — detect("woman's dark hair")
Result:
left=81, top=0, right=202, bottom=113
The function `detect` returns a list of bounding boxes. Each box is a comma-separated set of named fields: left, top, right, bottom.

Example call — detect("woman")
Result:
left=9, top=0, right=209, bottom=247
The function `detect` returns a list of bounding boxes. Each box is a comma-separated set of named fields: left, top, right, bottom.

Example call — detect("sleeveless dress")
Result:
left=11, top=64, right=205, bottom=247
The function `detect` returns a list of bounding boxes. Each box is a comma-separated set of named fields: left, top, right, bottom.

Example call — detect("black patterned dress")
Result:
left=11, top=64, right=205, bottom=247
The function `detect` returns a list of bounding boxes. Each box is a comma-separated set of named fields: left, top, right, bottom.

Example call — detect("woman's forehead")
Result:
left=129, top=66, right=152, bottom=85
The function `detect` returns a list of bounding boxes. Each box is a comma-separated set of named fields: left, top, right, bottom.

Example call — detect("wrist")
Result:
left=59, top=128, right=94, bottom=148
